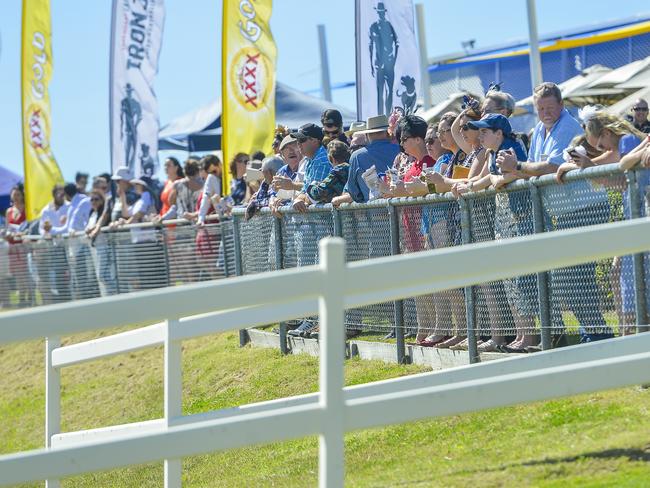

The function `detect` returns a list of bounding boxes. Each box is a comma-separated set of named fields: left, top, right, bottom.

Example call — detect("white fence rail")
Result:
left=1, top=218, right=650, bottom=487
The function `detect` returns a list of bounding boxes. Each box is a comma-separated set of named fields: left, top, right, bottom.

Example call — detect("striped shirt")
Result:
left=301, top=145, right=332, bottom=192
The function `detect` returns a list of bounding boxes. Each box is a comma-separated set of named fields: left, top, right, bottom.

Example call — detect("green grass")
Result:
left=1, top=329, right=650, bottom=487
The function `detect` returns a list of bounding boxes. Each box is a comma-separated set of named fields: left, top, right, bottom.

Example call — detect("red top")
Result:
left=6, top=206, right=26, bottom=244
left=403, top=155, right=435, bottom=183
left=160, top=179, right=175, bottom=216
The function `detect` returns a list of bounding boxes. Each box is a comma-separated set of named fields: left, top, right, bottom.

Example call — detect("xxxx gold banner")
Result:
left=21, top=0, right=63, bottom=220
left=222, top=0, right=277, bottom=195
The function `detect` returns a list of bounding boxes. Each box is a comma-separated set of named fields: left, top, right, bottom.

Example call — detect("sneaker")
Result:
left=383, top=330, right=396, bottom=340
left=288, top=320, right=316, bottom=337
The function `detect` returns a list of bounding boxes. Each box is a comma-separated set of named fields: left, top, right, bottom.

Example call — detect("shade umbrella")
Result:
left=565, top=57, right=650, bottom=103
left=606, top=85, right=650, bottom=118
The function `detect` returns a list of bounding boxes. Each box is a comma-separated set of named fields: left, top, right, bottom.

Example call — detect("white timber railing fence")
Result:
left=1, top=218, right=650, bottom=487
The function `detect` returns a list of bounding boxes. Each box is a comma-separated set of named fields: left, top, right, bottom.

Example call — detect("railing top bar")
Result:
left=233, top=163, right=630, bottom=214
left=99, top=214, right=226, bottom=232
left=0, top=265, right=323, bottom=345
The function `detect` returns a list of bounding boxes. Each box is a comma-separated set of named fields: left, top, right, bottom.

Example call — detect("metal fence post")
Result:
left=626, top=170, right=649, bottom=332
left=231, top=215, right=248, bottom=347
left=220, top=221, right=232, bottom=278
left=160, top=226, right=172, bottom=288
left=332, top=206, right=343, bottom=238
left=531, top=184, right=553, bottom=350
left=45, top=336, right=61, bottom=488
left=109, top=231, right=121, bottom=295
left=273, top=215, right=289, bottom=355
left=388, top=202, right=407, bottom=364
left=459, top=198, right=479, bottom=364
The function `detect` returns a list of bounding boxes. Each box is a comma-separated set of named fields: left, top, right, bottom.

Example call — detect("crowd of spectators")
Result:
left=3, top=87, right=650, bottom=351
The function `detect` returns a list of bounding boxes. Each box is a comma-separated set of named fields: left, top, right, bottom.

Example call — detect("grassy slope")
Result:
left=1, top=330, right=649, bottom=487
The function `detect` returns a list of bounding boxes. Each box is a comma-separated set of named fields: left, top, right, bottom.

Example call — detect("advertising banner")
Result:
left=110, top=0, right=165, bottom=178
left=355, top=0, right=421, bottom=120
left=21, top=0, right=64, bottom=220
left=222, top=0, right=277, bottom=194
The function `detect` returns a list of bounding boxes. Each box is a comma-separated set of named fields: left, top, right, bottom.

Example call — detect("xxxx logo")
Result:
left=230, top=47, right=272, bottom=112
left=26, top=105, right=49, bottom=151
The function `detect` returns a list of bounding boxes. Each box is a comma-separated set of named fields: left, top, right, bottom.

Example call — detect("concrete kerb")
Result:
left=246, top=329, right=513, bottom=369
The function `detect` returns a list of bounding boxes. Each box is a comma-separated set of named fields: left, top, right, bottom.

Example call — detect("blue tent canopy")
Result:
left=158, top=82, right=357, bottom=152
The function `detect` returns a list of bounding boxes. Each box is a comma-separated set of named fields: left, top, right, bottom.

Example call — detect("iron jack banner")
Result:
left=355, top=0, right=421, bottom=120
left=222, top=0, right=277, bottom=195
left=110, top=0, right=165, bottom=178
left=21, top=0, right=64, bottom=220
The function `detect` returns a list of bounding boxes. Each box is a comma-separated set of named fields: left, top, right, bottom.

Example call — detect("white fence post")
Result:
left=45, top=336, right=61, bottom=488
left=164, top=320, right=182, bottom=487
left=318, top=238, right=346, bottom=488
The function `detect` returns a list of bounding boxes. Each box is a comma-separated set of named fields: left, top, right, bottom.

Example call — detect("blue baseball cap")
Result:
left=467, top=113, right=512, bottom=137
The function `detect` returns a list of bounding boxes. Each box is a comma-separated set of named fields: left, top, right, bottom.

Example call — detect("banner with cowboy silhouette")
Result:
left=110, top=0, right=165, bottom=178
left=222, top=0, right=277, bottom=195
left=355, top=0, right=421, bottom=120
left=21, top=0, right=64, bottom=220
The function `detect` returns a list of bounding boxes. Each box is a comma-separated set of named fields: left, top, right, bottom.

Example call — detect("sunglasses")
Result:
left=633, top=107, right=648, bottom=112
left=91, top=197, right=102, bottom=202
left=323, top=128, right=340, bottom=136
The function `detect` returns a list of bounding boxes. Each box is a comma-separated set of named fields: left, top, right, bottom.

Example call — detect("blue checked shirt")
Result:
left=302, top=145, right=332, bottom=192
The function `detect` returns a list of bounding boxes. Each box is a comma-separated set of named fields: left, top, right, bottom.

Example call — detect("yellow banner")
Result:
left=21, top=0, right=63, bottom=220
left=222, top=0, right=277, bottom=195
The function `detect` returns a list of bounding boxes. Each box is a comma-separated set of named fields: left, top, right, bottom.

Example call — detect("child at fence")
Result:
left=461, top=114, right=538, bottom=352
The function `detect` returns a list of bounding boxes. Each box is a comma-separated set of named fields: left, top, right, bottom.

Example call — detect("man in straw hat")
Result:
left=331, top=114, right=400, bottom=207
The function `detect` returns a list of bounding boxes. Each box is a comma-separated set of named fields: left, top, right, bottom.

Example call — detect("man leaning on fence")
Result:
left=287, top=123, right=332, bottom=268
left=331, top=115, right=400, bottom=207
left=269, top=134, right=303, bottom=216
left=497, top=82, right=614, bottom=343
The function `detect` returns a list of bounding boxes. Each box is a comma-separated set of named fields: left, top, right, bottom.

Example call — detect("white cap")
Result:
left=112, top=166, right=133, bottom=181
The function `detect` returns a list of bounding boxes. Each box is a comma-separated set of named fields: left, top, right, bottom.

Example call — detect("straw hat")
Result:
left=357, top=115, right=390, bottom=135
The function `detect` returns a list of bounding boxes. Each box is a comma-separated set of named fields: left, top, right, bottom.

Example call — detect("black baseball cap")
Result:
left=293, top=123, right=323, bottom=142
left=321, top=109, right=343, bottom=128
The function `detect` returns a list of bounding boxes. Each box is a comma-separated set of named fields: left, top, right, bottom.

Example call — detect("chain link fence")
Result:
left=2, top=164, right=649, bottom=362
left=0, top=220, right=233, bottom=309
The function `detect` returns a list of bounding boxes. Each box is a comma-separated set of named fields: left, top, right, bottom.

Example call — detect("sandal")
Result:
left=449, top=338, right=469, bottom=351
left=477, top=340, right=504, bottom=353
left=434, top=335, right=466, bottom=349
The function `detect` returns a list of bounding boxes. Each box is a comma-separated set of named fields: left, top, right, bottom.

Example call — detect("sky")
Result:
left=1, top=0, right=649, bottom=181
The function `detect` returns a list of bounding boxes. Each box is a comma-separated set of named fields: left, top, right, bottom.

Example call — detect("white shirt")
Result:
left=128, top=191, right=155, bottom=219
left=39, top=201, right=70, bottom=236
left=198, top=174, right=222, bottom=224
left=50, top=193, right=91, bottom=235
